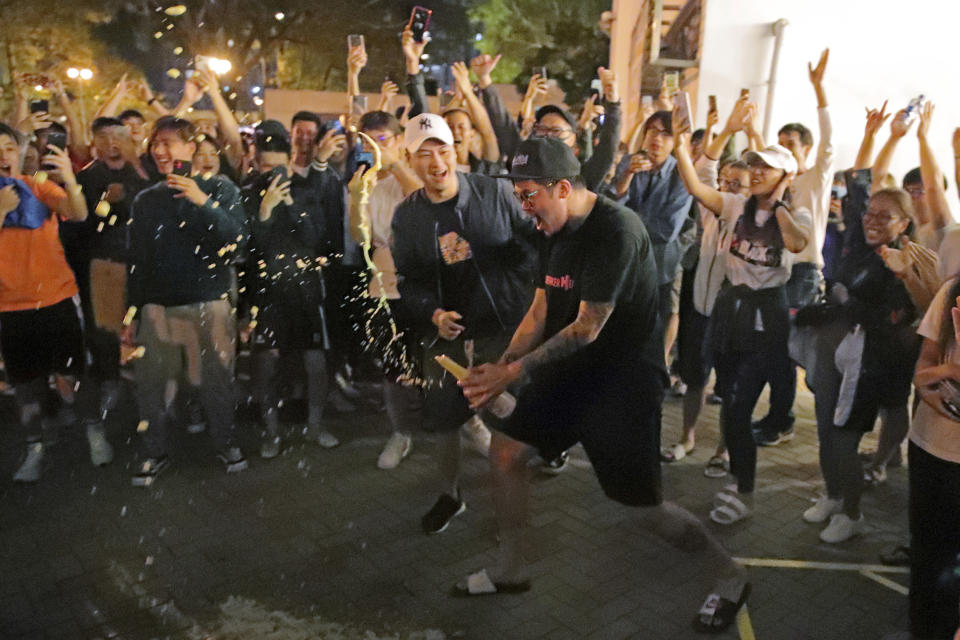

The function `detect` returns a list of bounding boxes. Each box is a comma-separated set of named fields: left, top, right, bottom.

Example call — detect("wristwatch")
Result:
left=773, top=200, right=791, bottom=213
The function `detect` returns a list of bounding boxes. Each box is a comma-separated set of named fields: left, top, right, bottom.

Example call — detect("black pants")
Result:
left=909, top=441, right=960, bottom=639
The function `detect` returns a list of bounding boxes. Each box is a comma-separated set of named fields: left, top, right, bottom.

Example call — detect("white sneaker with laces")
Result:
left=377, top=432, right=412, bottom=469
left=803, top=497, right=842, bottom=523
left=315, top=428, right=340, bottom=449
left=460, top=415, right=491, bottom=458
left=86, top=422, right=114, bottom=467
left=819, top=513, right=865, bottom=543
left=13, top=442, right=44, bottom=482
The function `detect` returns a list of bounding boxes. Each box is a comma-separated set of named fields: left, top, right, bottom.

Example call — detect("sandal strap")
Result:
left=698, top=593, right=721, bottom=616
left=710, top=504, right=741, bottom=525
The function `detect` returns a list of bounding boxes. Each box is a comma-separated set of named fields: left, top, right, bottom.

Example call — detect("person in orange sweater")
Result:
left=0, top=122, right=98, bottom=482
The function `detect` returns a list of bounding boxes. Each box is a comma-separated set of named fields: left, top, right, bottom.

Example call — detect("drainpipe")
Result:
left=762, top=18, right=789, bottom=141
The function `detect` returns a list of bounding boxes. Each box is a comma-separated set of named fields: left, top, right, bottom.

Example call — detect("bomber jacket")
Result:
left=391, top=172, right=538, bottom=340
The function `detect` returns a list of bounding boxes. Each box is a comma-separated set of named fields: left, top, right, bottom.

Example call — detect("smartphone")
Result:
left=195, top=55, right=211, bottom=73
left=409, top=6, right=432, bottom=43
left=268, top=164, right=288, bottom=182
left=708, top=94, right=718, bottom=114
left=45, top=130, right=67, bottom=151
left=172, top=160, right=192, bottom=177
left=641, top=95, right=653, bottom=110
left=347, top=34, right=365, bottom=51
left=439, top=91, right=454, bottom=108
left=30, top=99, right=49, bottom=114
left=352, top=94, right=368, bottom=118
left=673, top=90, right=694, bottom=133
left=740, top=88, right=750, bottom=99
left=664, top=72, right=679, bottom=97
left=330, top=120, right=346, bottom=135
left=589, top=78, right=602, bottom=100
left=356, top=150, right=374, bottom=172
left=535, top=66, right=548, bottom=81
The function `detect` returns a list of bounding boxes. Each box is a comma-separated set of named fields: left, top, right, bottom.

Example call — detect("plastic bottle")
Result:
left=434, top=354, right=517, bottom=419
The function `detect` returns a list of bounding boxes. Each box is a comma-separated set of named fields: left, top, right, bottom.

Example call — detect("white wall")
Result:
left=697, top=0, right=959, bottom=216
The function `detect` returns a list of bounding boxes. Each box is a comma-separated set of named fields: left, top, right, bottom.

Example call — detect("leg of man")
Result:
left=134, top=305, right=182, bottom=460
left=251, top=347, right=282, bottom=456
left=304, top=348, right=337, bottom=448
left=190, top=301, right=239, bottom=456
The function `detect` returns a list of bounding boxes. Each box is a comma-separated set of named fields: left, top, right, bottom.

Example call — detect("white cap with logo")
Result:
left=744, top=144, right=798, bottom=174
left=404, top=113, right=455, bottom=153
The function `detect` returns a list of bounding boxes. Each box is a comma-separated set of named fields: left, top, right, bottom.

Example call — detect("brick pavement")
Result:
left=0, top=373, right=911, bottom=639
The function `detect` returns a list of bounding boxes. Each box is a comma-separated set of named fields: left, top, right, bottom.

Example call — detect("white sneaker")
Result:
left=86, top=422, right=114, bottom=467
left=377, top=432, right=412, bottom=469
left=315, top=428, right=340, bottom=449
left=461, top=415, right=491, bottom=458
left=819, top=513, right=865, bottom=543
left=260, top=436, right=281, bottom=459
left=803, top=497, right=843, bottom=523
left=13, top=442, right=44, bottom=482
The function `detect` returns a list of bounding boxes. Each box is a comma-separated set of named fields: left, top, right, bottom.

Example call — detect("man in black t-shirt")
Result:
left=459, top=138, right=749, bottom=634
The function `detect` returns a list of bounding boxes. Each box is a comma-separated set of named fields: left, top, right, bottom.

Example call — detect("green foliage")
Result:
left=470, top=0, right=610, bottom=106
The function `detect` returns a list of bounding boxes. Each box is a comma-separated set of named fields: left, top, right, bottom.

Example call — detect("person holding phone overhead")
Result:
left=125, top=116, right=248, bottom=486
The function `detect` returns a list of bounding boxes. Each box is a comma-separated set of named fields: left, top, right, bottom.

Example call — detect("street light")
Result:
left=79, top=68, right=93, bottom=80
left=66, top=68, right=80, bottom=79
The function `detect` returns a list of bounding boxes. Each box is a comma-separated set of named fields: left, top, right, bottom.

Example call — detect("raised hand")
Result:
left=166, top=174, right=209, bottom=206
left=347, top=46, right=368, bottom=76
left=890, top=108, right=915, bottom=139
left=807, top=48, right=829, bottom=87
left=316, top=128, right=347, bottom=163
left=578, top=94, right=603, bottom=131
left=917, top=101, right=935, bottom=140
left=470, top=53, right=501, bottom=87
left=260, top=172, right=292, bottom=219
left=598, top=66, right=618, bottom=103
left=523, top=73, right=549, bottom=104
left=401, top=27, right=427, bottom=74
left=864, top=101, right=890, bottom=137
left=450, top=61, right=473, bottom=96
left=378, top=79, right=399, bottom=108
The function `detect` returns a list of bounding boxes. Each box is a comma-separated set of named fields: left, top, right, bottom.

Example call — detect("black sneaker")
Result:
left=131, top=456, right=170, bottom=487
left=217, top=447, right=249, bottom=473
left=421, top=493, right=466, bottom=534
left=541, top=450, right=569, bottom=476
left=754, top=425, right=795, bottom=447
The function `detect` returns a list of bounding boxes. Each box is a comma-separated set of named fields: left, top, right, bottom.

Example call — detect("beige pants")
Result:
left=90, top=258, right=127, bottom=334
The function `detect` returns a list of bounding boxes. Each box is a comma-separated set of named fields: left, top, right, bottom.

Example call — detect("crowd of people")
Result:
left=1, top=24, right=959, bottom=639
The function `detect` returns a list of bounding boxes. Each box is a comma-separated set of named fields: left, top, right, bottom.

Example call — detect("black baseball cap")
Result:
left=505, top=137, right=581, bottom=181
left=535, top=105, right=577, bottom=130
left=254, top=120, right=291, bottom=154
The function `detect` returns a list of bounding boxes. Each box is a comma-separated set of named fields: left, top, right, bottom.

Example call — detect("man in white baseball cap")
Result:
left=392, top=111, right=539, bottom=536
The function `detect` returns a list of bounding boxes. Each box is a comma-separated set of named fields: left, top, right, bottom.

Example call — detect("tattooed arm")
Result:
left=461, top=299, right=614, bottom=409
left=498, top=288, right=548, bottom=365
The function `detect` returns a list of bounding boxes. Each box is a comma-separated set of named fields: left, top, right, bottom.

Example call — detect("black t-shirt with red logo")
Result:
left=539, top=194, right=666, bottom=382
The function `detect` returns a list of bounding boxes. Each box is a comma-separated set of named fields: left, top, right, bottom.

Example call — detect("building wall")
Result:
left=697, top=0, right=960, bottom=216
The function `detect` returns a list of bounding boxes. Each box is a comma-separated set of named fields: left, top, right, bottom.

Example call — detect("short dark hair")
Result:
left=0, top=122, right=22, bottom=145
left=291, top=111, right=322, bottom=130
left=533, top=175, right=586, bottom=190
left=641, top=110, right=673, bottom=138
left=119, top=109, right=145, bottom=122
left=903, top=166, right=948, bottom=191
left=359, top=111, right=402, bottom=135
left=148, top=115, right=196, bottom=149
left=691, top=128, right=706, bottom=145
left=719, top=159, right=748, bottom=173
left=42, top=122, right=67, bottom=135
left=442, top=108, right=473, bottom=125
left=778, top=123, right=813, bottom=147
left=92, top=117, right=125, bottom=133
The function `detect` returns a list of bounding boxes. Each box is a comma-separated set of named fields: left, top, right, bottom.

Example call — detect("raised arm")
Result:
left=872, top=109, right=914, bottom=194
left=170, top=77, right=204, bottom=118
left=401, top=27, right=428, bottom=118
left=471, top=53, right=522, bottom=159
left=94, top=74, right=129, bottom=119
left=807, top=48, right=835, bottom=180
left=450, top=61, right=499, bottom=163
left=854, top=101, right=890, bottom=170
left=197, top=68, right=243, bottom=170
left=51, top=79, right=91, bottom=164
left=674, top=127, right=724, bottom=215
left=917, top=102, right=953, bottom=229
left=581, top=67, right=623, bottom=192
left=377, top=80, right=399, bottom=113
left=346, top=41, right=367, bottom=122
left=135, top=80, right=171, bottom=117
left=953, top=128, right=960, bottom=202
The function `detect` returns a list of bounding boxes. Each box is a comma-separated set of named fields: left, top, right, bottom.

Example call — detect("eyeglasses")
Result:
left=532, top=124, right=574, bottom=140
left=644, top=127, right=671, bottom=139
left=905, top=186, right=925, bottom=198
left=368, top=133, right=394, bottom=143
left=513, top=181, right=556, bottom=205
left=719, top=179, right=743, bottom=191
left=863, top=210, right=902, bottom=225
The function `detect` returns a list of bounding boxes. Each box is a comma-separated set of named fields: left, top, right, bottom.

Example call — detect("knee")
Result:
left=638, top=504, right=710, bottom=553
left=489, top=436, right=529, bottom=473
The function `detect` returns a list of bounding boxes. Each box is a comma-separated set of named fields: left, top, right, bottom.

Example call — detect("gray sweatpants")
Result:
left=134, top=300, right=237, bottom=457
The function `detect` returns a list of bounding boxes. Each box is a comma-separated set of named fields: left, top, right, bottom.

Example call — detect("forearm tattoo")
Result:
left=520, top=301, right=614, bottom=377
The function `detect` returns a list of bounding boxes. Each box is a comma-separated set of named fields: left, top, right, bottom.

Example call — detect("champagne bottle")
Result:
left=434, top=354, right=517, bottom=418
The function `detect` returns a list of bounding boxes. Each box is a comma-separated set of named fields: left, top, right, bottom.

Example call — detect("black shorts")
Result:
left=254, top=296, right=328, bottom=351
left=0, top=296, right=84, bottom=384
left=496, top=362, right=664, bottom=507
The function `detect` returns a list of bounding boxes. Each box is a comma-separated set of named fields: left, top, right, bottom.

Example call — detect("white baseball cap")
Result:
left=744, top=144, right=798, bottom=174
left=404, top=113, right=455, bottom=153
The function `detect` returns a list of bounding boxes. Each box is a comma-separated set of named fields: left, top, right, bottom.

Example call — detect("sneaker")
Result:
left=705, top=392, right=723, bottom=405
left=541, top=450, right=569, bottom=476
left=328, top=388, right=356, bottom=413
left=669, top=377, right=688, bottom=397
left=334, top=371, right=363, bottom=401
left=803, top=497, right=842, bottom=523
left=260, top=436, right=281, bottom=459
left=754, top=425, right=795, bottom=447
left=819, top=513, right=865, bottom=543
left=421, top=493, right=466, bottom=534
left=217, top=447, right=249, bottom=473
left=131, top=456, right=170, bottom=487
left=13, top=442, right=44, bottom=482
left=185, top=401, right=206, bottom=434
left=85, top=421, right=114, bottom=467
left=377, top=432, right=412, bottom=469
left=312, top=426, right=340, bottom=449
left=461, top=415, right=491, bottom=458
